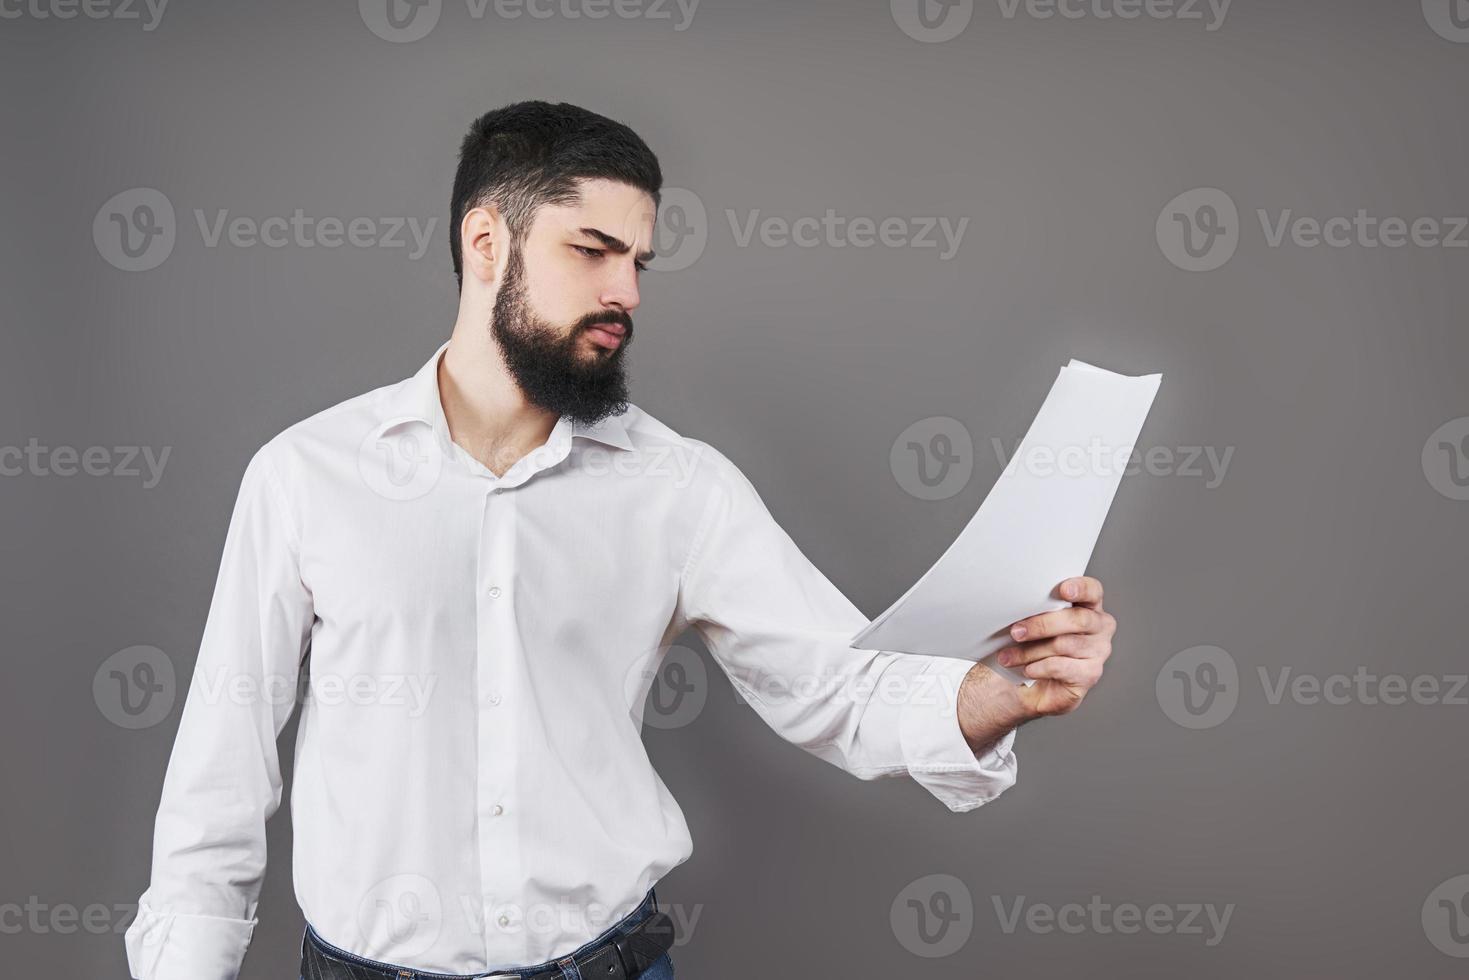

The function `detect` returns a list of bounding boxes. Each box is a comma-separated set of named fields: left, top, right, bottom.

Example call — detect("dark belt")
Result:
left=300, top=890, right=676, bottom=980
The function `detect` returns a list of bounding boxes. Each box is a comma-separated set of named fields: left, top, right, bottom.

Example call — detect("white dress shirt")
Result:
left=124, top=339, right=1017, bottom=980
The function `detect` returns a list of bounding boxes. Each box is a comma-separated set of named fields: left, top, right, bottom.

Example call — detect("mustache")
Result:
left=575, top=311, right=633, bottom=339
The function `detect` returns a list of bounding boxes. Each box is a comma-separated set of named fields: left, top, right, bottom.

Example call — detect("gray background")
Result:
left=3, top=0, right=1467, bottom=976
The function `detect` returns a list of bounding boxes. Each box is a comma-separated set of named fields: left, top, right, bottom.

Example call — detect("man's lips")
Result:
left=586, top=322, right=627, bottom=349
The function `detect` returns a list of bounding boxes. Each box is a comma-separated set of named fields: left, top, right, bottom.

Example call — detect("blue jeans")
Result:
left=300, top=886, right=674, bottom=979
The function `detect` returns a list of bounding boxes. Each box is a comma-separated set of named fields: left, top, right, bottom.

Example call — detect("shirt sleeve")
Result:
left=124, top=444, right=314, bottom=980
left=676, top=444, right=1017, bottom=813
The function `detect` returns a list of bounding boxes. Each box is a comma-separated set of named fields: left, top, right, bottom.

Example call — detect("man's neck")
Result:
left=438, top=324, right=558, bottom=477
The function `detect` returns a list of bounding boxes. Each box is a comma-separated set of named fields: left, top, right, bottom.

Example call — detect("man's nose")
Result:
left=601, top=261, right=641, bottom=313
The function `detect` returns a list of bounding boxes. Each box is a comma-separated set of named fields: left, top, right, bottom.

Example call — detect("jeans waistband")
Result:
left=301, top=886, right=660, bottom=980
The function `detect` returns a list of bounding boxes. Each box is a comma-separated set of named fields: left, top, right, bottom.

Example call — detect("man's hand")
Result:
left=1002, top=575, right=1116, bottom=717
left=956, top=576, right=1117, bottom=753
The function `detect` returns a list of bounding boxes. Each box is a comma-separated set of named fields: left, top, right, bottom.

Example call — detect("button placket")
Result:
left=475, top=485, right=524, bottom=960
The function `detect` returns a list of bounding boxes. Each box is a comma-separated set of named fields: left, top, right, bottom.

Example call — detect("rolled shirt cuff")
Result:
left=898, top=655, right=1019, bottom=813
left=124, top=901, right=256, bottom=980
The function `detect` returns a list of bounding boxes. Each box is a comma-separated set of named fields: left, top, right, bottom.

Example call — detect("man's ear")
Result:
left=460, top=205, right=506, bottom=284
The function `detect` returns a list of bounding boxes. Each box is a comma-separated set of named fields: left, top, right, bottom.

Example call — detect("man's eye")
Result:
left=575, top=244, right=647, bottom=272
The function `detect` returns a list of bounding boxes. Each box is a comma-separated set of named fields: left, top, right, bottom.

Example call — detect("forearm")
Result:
left=956, top=663, right=1033, bottom=755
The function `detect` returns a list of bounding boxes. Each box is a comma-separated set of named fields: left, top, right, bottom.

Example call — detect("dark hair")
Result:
left=450, top=101, right=663, bottom=290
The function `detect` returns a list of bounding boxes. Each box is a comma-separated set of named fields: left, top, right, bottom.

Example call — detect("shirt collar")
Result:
left=371, top=338, right=635, bottom=453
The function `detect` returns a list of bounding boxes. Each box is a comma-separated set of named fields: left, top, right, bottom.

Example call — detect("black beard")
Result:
left=489, top=243, right=633, bottom=427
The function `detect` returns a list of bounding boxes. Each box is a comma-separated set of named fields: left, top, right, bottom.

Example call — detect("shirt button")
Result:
left=492, top=803, right=504, bottom=816
left=487, top=586, right=502, bottom=599
left=497, top=914, right=510, bottom=928
left=486, top=693, right=501, bottom=705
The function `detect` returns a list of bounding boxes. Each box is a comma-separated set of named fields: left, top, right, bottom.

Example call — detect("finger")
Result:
left=1024, top=655, right=1102, bottom=686
left=1058, top=576, right=1104, bottom=609
left=997, top=634, right=1110, bottom=668
left=997, top=640, right=1059, bottom=669
left=1010, top=606, right=1104, bottom=642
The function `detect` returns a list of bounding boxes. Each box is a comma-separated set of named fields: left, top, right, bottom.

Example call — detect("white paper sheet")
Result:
left=851, top=359, right=1161, bottom=684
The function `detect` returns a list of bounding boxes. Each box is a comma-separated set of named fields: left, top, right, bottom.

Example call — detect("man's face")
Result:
left=489, top=178, right=657, bottom=426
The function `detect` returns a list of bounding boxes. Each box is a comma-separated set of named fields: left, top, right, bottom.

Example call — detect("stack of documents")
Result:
left=851, top=360, right=1162, bottom=684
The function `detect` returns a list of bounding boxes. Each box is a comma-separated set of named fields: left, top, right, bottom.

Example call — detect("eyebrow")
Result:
left=577, top=227, right=656, bottom=265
